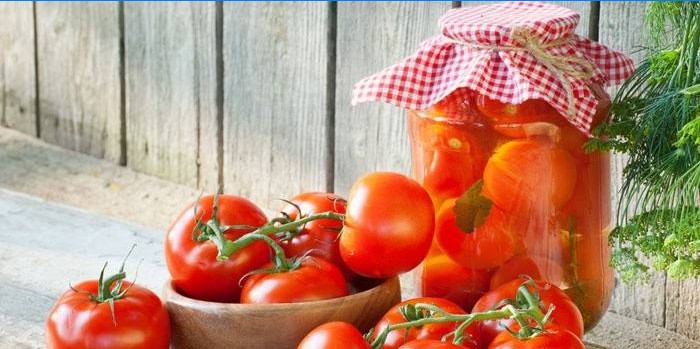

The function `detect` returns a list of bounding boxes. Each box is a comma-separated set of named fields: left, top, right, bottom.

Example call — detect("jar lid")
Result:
left=351, top=1, right=635, bottom=136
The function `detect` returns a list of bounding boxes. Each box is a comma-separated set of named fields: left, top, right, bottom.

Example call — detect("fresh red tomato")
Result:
left=372, top=297, right=478, bottom=349
left=46, top=280, right=170, bottom=349
left=472, top=279, right=584, bottom=348
left=420, top=247, right=492, bottom=311
left=165, top=195, right=269, bottom=302
left=487, top=327, right=584, bottom=349
left=339, top=172, right=435, bottom=278
left=298, top=322, right=370, bottom=349
left=278, top=192, right=353, bottom=278
left=435, top=199, right=517, bottom=270
left=489, top=256, right=542, bottom=290
left=399, top=339, right=475, bottom=349
left=241, top=256, right=348, bottom=304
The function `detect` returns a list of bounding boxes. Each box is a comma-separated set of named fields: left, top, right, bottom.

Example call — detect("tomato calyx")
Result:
left=454, top=180, right=493, bottom=233
left=69, top=245, right=139, bottom=325
left=191, top=191, right=345, bottom=261
left=367, top=280, right=554, bottom=349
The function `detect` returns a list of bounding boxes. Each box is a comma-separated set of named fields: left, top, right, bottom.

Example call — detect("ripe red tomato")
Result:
left=165, top=195, right=269, bottom=302
left=399, top=339, right=476, bottom=349
left=489, top=256, right=542, bottom=290
left=420, top=247, right=492, bottom=311
left=435, top=199, right=517, bottom=270
left=278, top=192, right=353, bottom=278
left=372, top=297, right=478, bottom=349
left=339, top=172, right=435, bottom=278
left=472, top=278, right=584, bottom=348
left=297, top=322, right=370, bottom=349
left=487, top=327, right=584, bottom=349
left=46, top=281, right=170, bottom=349
left=240, top=256, right=348, bottom=304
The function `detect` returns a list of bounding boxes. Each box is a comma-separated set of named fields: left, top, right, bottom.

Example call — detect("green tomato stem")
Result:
left=97, top=271, right=127, bottom=302
left=369, top=304, right=518, bottom=349
left=212, top=211, right=345, bottom=260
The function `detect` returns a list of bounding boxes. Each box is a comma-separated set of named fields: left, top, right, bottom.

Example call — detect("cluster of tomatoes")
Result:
left=44, top=88, right=609, bottom=349
left=44, top=170, right=589, bottom=349
left=44, top=171, right=437, bottom=349
left=299, top=278, right=586, bottom=349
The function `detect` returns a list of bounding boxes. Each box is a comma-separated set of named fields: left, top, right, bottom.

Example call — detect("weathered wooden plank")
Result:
left=597, top=2, right=670, bottom=328
left=334, top=2, right=451, bottom=195
left=0, top=126, right=199, bottom=230
left=585, top=312, right=700, bottom=349
left=125, top=2, right=218, bottom=190
left=665, top=279, right=700, bottom=340
left=222, top=3, right=331, bottom=207
left=35, top=3, right=122, bottom=163
left=0, top=2, right=36, bottom=136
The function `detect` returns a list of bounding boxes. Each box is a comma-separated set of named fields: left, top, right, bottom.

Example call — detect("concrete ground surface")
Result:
left=1, top=126, right=699, bottom=349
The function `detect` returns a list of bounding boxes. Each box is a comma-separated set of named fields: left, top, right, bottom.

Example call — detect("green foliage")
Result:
left=590, top=2, right=700, bottom=281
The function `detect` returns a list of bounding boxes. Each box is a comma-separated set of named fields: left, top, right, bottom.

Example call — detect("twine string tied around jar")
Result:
left=442, top=27, right=596, bottom=118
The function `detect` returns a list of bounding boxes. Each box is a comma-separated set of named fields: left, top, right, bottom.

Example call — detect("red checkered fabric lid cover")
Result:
left=351, top=1, right=635, bottom=135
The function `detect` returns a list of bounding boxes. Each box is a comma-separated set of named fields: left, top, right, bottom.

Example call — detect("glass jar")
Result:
left=408, top=86, right=612, bottom=330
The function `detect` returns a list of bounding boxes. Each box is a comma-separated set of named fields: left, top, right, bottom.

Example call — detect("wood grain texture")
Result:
left=0, top=2, right=36, bottom=136
left=597, top=1, right=670, bottom=328
left=665, top=278, right=700, bottom=340
left=35, top=3, right=121, bottom=162
left=125, top=3, right=218, bottom=189
left=334, top=2, right=451, bottom=195
left=0, top=126, right=200, bottom=230
left=585, top=312, right=700, bottom=349
left=164, top=277, right=400, bottom=349
left=222, top=3, right=331, bottom=207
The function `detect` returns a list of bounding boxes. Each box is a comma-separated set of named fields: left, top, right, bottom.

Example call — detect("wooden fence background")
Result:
left=1, top=1, right=698, bottom=339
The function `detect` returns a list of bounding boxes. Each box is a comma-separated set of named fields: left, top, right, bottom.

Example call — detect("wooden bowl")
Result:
left=162, top=277, right=401, bottom=349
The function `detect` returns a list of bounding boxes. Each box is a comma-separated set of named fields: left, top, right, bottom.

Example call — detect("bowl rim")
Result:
left=162, top=276, right=400, bottom=311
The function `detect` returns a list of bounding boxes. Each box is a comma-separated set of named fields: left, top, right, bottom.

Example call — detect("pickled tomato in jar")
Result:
left=407, top=88, right=613, bottom=329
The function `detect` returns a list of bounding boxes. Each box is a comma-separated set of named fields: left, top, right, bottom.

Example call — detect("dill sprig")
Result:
left=589, top=2, right=700, bottom=281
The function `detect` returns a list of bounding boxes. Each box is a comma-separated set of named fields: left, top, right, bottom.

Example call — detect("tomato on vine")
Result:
left=278, top=192, right=353, bottom=278
left=241, top=255, right=348, bottom=304
left=371, top=297, right=478, bottom=349
left=165, top=194, right=269, bottom=302
left=487, top=327, right=584, bottom=349
left=297, top=322, right=370, bottom=349
left=399, top=339, right=475, bottom=349
left=46, top=248, right=170, bottom=349
left=472, top=278, right=584, bottom=348
left=340, top=172, right=435, bottom=278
